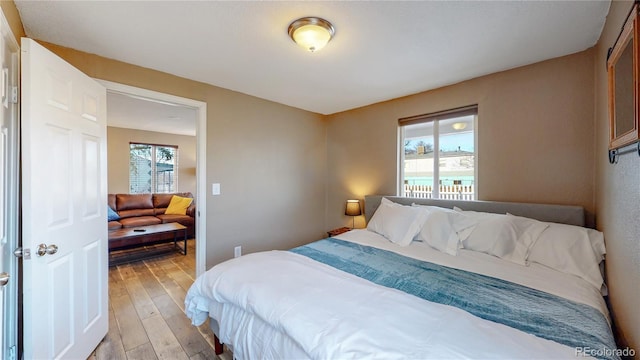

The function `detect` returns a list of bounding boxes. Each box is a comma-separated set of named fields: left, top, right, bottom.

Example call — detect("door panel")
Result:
left=46, top=124, right=73, bottom=227
left=83, top=240, right=101, bottom=328
left=82, top=135, right=101, bottom=217
left=22, top=38, right=108, bottom=359
left=50, top=256, right=73, bottom=356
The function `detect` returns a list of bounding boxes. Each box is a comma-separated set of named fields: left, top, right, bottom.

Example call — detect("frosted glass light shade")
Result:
left=452, top=122, right=467, bottom=130
left=288, top=17, right=335, bottom=52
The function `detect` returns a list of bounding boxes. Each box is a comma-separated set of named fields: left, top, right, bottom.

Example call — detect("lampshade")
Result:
left=288, top=17, right=335, bottom=52
left=345, top=200, right=362, bottom=216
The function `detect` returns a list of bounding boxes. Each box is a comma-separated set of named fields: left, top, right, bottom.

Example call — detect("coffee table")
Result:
left=108, top=222, right=188, bottom=255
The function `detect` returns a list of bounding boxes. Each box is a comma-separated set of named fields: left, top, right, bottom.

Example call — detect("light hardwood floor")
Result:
left=91, top=240, right=226, bottom=360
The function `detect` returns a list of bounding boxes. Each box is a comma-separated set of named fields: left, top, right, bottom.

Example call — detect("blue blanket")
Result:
left=290, top=238, right=619, bottom=360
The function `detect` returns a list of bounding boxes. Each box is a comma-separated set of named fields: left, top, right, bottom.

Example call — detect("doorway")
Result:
left=97, top=80, right=207, bottom=276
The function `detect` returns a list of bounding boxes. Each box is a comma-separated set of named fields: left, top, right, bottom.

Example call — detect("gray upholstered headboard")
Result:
left=364, top=195, right=585, bottom=227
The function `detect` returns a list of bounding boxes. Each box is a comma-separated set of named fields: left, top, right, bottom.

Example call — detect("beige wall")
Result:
left=325, top=50, right=595, bottom=229
left=34, top=41, right=326, bottom=267
left=107, top=126, right=197, bottom=195
left=0, top=0, right=25, bottom=40
left=594, top=0, right=639, bottom=351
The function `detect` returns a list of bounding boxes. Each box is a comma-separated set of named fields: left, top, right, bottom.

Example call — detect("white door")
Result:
left=0, top=14, right=19, bottom=360
left=21, top=38, right=108, bottom=359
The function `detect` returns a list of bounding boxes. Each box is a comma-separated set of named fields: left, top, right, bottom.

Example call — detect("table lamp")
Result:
left=345, top=200, right=362, bottom=229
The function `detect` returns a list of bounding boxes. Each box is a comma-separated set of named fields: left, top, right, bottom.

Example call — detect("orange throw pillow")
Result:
left=165, top=195, right=193, bottom=215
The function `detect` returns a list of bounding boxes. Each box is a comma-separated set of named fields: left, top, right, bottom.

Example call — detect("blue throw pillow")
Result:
left=107, top=206, right=120, bottom=221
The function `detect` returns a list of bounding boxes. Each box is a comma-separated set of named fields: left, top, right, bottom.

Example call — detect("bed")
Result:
left=185, top=195, right=619, bottom=359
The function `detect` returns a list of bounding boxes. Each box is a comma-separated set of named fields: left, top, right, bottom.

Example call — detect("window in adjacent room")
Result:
left=129, top=143, right=178, bottom=194
left=399, top=105, right=477, bottom=200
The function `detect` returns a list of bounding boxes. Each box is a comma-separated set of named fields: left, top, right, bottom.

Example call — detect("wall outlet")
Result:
left=212, top=183, right=221, bottom=195
left=234, top=246, right=242, bottom=258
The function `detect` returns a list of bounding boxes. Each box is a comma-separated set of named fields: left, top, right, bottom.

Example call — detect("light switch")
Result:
left=212, top=183, right=221, bottom=195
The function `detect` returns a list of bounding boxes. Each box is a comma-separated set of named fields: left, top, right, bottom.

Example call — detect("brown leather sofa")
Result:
left=108, top=192, right=195, bottom=250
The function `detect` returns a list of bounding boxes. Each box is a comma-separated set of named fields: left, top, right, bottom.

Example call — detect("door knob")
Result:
left=0, top=272, right=8, bottom=286
left=36, top=243, right=58, bottom=257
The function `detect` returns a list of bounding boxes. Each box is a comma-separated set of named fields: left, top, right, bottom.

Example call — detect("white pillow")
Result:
left=411, top=205, right=476, bottom=256
left=506, top=214, right=552, bottom=264
left=455, top=208, right=548, bottom=265
left=367, top=198, right=428, bottom=246
left=528, top=223, right=606, bottom=291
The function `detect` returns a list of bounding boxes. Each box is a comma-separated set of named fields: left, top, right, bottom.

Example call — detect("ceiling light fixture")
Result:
left=452, top=122, right=467, bottom=130
left=288, top=17, right=335, bottom=53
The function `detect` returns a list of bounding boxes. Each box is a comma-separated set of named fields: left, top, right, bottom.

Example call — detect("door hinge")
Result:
left=10, top=86, right=17, bottom=104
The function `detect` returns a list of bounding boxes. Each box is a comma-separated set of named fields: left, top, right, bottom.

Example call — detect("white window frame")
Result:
left=398, top=105, right=478, bottom=200
left=129, top=142, right=179, bottom=194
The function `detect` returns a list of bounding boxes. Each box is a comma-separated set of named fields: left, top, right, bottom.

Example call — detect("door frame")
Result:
left=0, top=7, right=19, bottom=360
left=96, top=80, right=207, bottom=276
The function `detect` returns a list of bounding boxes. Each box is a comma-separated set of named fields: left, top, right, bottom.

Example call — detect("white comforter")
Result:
left=186, top=230, right=605, bottom=359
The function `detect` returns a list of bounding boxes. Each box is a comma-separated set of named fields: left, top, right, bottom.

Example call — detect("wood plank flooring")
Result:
left=90, top=240, right=230, bottom=360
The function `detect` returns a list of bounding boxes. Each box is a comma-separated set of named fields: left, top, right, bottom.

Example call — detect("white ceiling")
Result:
left=15, top=0, right=610, bottom=118
left=106, top=92, right=197, bottom=136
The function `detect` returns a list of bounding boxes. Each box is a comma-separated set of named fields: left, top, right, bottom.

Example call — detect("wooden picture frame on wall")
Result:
left=608, top=3, right=640, bottom=161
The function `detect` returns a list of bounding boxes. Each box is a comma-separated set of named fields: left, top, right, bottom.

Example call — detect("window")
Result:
left=399, top=105, right=477, bottom=200
left=129, top=143, right=178, bottom=194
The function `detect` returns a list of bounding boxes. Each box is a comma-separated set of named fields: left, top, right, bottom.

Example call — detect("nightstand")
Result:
left=327, top=227, right=352, bottom=237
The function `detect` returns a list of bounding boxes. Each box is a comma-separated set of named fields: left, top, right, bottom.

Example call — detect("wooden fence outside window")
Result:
left=403, top=184, right=474, bottom=200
